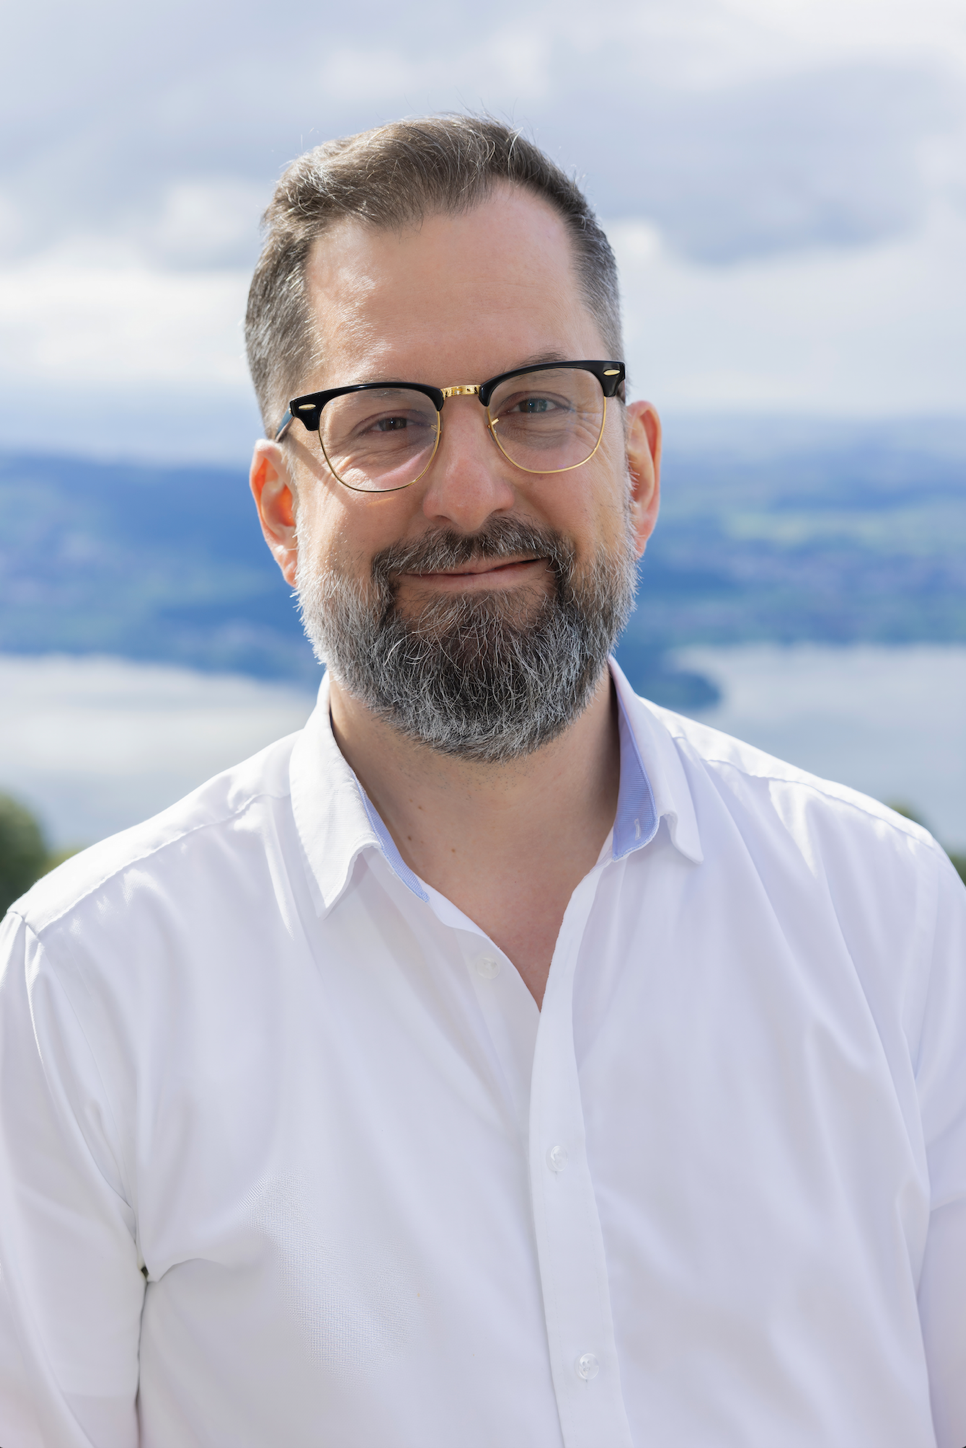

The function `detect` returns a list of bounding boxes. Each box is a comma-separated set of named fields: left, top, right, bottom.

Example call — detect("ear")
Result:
left=250, top=440, right=299, bottom=586
left=624, top=400, right=661, bottom=558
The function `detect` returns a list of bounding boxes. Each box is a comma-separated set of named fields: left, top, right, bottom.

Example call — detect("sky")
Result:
left=2, top=0, right=966, bottom=462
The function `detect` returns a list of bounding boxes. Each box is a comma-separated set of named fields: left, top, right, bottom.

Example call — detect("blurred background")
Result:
left=1, top=0, right=965, bottom=903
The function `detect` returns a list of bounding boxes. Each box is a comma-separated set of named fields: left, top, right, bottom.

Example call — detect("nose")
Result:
left=418, top=396, right=518, bottom=532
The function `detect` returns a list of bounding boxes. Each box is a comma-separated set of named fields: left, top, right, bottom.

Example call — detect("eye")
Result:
left=344, top=407, right=435, bottom=444
left=497, top=391, right=571, bottom=418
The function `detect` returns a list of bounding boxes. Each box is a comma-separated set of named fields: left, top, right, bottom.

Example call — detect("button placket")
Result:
left=528, top=867, right=633, bottom=1448
left=455, top=929, right=538, bottom=1146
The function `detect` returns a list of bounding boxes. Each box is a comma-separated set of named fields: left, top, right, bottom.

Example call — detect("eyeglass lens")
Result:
left=319, top=388, right=439, bottom=493
left=318, top=369, right=607, bottom=493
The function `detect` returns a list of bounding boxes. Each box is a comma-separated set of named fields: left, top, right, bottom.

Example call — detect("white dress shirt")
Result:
left=1, top=661, right=964, bottom=1448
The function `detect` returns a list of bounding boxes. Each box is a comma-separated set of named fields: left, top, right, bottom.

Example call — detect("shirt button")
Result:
left=546, top=1144, right=568, bottom=1172
left=576, top=1353, right=599, bottom=1380
left=474, top=954, right=500, bottom=979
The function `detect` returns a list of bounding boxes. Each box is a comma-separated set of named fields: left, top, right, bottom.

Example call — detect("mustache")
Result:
left=370, top=518, right=577, bottom=590
left=296, top=506, right=638, bottom=762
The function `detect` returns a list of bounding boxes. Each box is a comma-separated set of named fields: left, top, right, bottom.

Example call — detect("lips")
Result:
left=404, top=556, right=543, bottom=581
left=369, top=520, right=573, bottom=596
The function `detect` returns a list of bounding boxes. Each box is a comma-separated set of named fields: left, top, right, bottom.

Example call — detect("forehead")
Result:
left=302, top=185, right=604, bottom=387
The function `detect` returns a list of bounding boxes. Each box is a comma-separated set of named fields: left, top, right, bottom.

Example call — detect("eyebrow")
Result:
left=515, top=350, right=571, bottom=368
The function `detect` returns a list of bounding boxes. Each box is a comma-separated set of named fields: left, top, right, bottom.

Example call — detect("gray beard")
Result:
left=296, top=515, right=638, bottom=763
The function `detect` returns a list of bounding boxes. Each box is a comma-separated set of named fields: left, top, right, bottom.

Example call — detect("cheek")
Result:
left=296, top=488, right=411, bottom=583
left=569, top=461, right=632, bottom=551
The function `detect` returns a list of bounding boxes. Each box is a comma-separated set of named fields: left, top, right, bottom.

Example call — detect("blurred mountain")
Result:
left=2, top=419, right=965, bottom=707
left=627, top=416, right=966, bottom=647
left=617, top=417, right=966, bottom=701
left=0, top=450, right=315, bottom=681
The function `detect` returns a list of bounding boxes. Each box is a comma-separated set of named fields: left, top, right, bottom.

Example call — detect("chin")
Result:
left=397, top=578, right=551, bottom=627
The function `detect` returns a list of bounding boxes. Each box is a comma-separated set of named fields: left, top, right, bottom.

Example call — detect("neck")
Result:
left=328, top=668, right=621, bottom=1006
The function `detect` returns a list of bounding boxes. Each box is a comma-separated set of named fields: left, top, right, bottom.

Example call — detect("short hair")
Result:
left=245, top=115, right=624, bottom=436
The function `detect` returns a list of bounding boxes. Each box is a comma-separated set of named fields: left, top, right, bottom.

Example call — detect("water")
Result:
left=1, top=646, right=963, bottom=852
left=0, top=654, right=315, bottom=848
left=677, top=644, right=966, bottom=850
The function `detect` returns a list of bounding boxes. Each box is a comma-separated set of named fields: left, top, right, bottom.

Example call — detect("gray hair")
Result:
left=245, top=115, right=624, bottom=436
left=295, top=514, right=638, bottom=762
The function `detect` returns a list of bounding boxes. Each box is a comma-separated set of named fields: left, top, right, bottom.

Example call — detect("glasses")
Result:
left=274, top=360, right=625, bottom=494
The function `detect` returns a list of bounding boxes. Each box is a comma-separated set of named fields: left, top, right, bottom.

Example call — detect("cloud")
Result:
left=4, top=0, right=964, bottom=266
left=0, top=247, right=259, bottom=462
left=0, top=249, right=249, bottom=386
left=1, top=0, right=965, bottom=460
left=614, top=201, right=966, bottom=414
left=3, top=195, right=962, bottom=467
left=0, top=654, right=313, bottom=845
left=551, top=62, right=956, bottom=259
left=133, top=179, right=269, bottom=269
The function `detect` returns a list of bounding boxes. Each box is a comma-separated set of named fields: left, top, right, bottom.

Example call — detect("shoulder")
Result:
left=636, top=699, right=963, bottom=950
left=10, top=730, right=301, bottom=940
left=636, top=700, right=966, bottom=1064
left=650, top=699, right=939, bottom=853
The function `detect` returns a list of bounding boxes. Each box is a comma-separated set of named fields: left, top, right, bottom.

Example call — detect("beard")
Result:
left=295, top=512, right=638, bottom=764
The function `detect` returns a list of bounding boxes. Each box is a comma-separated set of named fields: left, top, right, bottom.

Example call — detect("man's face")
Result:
left=251, top=184, right=661, bottom=757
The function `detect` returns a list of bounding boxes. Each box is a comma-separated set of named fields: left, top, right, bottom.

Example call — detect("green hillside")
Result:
left=2, top=419, right=965, bottom=707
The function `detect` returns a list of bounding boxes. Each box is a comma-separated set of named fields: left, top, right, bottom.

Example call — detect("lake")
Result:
left=1, top=644, right=963, bottom=853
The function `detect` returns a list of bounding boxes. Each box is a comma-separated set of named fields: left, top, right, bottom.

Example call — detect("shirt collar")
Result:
left=290, top=660, right=702, bottom=915
left=289, top=673, right=382, bottom=915
left=610, top=658, right=704, bottom=865
left=612, top=679, right=657, bottom=858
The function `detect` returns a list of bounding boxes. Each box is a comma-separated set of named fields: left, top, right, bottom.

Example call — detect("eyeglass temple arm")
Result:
left=276, top=400, right=326, bottom=441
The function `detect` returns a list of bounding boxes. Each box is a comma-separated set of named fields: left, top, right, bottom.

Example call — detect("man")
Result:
left=0, top=116, right=963, bottom=1448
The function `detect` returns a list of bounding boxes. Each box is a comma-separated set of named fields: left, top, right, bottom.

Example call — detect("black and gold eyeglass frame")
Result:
left=274, top=359, right=626, bottom=495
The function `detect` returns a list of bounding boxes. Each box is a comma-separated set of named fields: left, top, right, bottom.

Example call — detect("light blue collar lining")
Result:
left=613, top=690, right=659, bottom=858
left=358, top=685, right=657, bottom=900
left=358, top=789, right=430, bottom=902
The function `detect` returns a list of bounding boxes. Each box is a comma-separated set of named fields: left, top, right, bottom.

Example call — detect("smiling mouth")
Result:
left=402, top=556, right=544, bottom=582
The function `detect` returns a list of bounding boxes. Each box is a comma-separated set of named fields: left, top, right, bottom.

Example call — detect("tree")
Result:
left=886, top=802, right=966, bottom=888
left=0, top=794, right=50, bottom=917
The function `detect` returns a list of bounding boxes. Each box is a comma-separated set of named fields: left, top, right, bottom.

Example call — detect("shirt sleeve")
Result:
left=915, top=854, right=966, bottom=1448
left=0, top=910, right=144, bottom=1448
